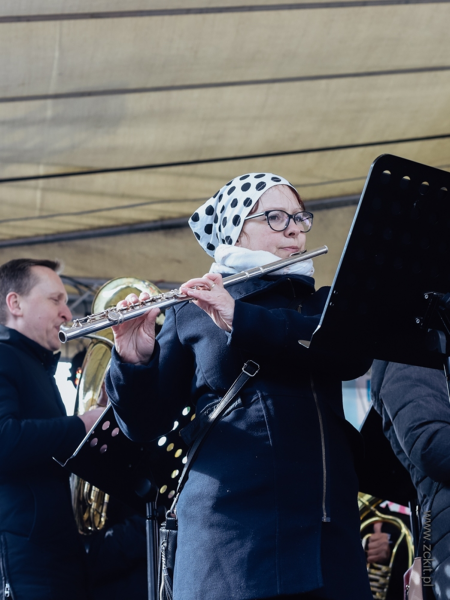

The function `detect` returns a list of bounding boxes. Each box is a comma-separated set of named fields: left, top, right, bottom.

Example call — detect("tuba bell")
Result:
left=72, top=276, right=164, bottom=534
left=359, top=493, right=414, bottom=599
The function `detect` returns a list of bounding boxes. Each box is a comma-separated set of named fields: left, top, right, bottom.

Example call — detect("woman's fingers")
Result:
left=111, top=307, right=160, bottom=365
left=201, top=273, right=223, bottom=286
left=116, top=291, right=151, bottom=310
left=180, top=278, right=214, bottom=293
left=178, top=273, right=232, bottom=331
left=202, top=273, right=222, bottom=285
left=180, top=273, right=223, bottom=295
left=116, top=293, right=139, bottom=309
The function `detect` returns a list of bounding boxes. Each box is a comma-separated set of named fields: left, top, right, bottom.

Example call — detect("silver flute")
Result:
left=59, top=245, right=328, bottom=343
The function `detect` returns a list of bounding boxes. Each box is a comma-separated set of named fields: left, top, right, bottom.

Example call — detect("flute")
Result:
left=59, top=245, right=328, bottom=343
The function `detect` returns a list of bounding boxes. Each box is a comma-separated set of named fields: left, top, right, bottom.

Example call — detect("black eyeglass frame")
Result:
left=244, top=210, right=314, bottom=232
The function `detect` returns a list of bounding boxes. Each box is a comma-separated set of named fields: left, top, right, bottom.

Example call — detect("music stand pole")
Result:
left=145, top=500, right=159, bottom=600
left=134, top=477, right=159, bottom=600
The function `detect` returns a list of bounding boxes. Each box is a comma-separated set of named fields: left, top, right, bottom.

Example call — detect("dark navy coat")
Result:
left=372, top=360, right=450, bottom=600
left=107, top=274, right=372, bottom=600
left=0, top=325, right=89, bottom=600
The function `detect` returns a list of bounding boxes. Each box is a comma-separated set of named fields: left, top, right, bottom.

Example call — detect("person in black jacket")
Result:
left=0, top=258, right=103, bottom=600
left=106, top=173, right=373, bottom=599
left=371, top=360, right=448, bottom=600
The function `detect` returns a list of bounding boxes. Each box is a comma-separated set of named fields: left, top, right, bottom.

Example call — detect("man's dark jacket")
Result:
left=107, top=274, right=373, bottom=600
left=372, top=360, right=450, bottom=598
left=0, top=325, right=88, bottom=600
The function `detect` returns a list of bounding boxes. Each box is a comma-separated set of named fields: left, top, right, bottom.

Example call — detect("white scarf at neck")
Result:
left=209, top=244, right=314, bottom=277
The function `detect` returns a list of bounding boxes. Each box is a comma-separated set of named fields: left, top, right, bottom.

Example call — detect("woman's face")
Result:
left=236, top=185, right=307, bottom=258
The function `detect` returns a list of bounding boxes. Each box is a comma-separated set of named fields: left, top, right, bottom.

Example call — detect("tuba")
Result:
left=359, top=493, right=414, bottom=599
left=72, top=277, right=164, bottom=534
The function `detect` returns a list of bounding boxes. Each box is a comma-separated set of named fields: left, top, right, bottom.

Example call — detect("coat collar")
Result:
left=0, top=324, right=60, bottom=375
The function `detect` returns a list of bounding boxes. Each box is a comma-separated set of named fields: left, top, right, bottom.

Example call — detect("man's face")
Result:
left=15, top=266, right=72, bottom=351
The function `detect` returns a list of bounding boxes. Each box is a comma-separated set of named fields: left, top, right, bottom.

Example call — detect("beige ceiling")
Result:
left=0, top=0, right=449, bottom=290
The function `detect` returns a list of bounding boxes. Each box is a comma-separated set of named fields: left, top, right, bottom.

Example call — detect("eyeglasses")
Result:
left=244, top=210, right=314, bottom=233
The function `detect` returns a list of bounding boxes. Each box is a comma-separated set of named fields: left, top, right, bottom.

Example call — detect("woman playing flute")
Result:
left=106, top=172, right=372, bottom=600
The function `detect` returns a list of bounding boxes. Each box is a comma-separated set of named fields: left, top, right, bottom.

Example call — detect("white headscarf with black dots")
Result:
left=189, top=172, right=298, bottom=257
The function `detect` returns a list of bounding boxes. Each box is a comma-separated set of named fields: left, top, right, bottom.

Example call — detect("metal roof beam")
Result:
left=1, top=133, right=450, bottom=185
left=0, top=194, right=360, bottom=248
left=2, top=1, right=450, bottom=23
left=1, top=65, right=450, bottom=104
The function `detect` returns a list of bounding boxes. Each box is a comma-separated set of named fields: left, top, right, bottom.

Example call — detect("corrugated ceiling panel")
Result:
left=0, top=0, right=448, bottom=287
left=1, top=6, right=450, bottom=95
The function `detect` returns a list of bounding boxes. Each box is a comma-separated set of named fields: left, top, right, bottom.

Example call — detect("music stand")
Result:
left=309, top=154, right=450, bottom=370
left=308, top=154, right=450, bottom=509
left=57, top=405, right=189, bottom=600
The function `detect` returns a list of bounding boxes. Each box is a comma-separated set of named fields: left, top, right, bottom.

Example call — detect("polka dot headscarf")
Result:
left=189, top=172, right=299, bottom=257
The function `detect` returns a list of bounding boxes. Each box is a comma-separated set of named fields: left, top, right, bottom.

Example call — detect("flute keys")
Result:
left=107, top=310, right=122, bottom=323
left=86, top=311, right=107, bottom=323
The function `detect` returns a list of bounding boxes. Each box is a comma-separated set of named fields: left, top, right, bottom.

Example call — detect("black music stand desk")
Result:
left=58, top=405, right=179, bottom=600
left=309, top=153, right=450, bottom=369
left=308, top=154, right=450, bottom=505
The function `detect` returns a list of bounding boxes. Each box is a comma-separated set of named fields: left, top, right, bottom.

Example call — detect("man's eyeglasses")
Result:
left=244, top=210, right=314, bottom=233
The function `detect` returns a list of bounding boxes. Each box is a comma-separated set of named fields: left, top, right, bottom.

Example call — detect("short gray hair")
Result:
left=0, top=258, right=61, bottom=324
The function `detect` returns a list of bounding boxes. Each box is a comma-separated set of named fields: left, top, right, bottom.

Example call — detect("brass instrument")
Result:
left=359, top=493, right=414, bottom=599
left=59, top=246, right=328, bottom=342
left=72, top=277, right=164, bottom=534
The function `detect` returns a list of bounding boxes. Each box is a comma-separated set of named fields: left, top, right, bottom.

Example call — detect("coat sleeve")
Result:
left=106, top=306, right=195, bottom=443
left=377, top=361, right=450, bottom=482
left=0, top=347, right=86, bottom=475
left=230, top=299, right=319, bottom=355
left=229, top=293, right=372, bottom=380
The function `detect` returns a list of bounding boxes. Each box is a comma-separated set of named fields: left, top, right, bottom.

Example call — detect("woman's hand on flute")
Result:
left=180, top=273, right=235, bottom=332
left=111, top=292, right=160, bottom=365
